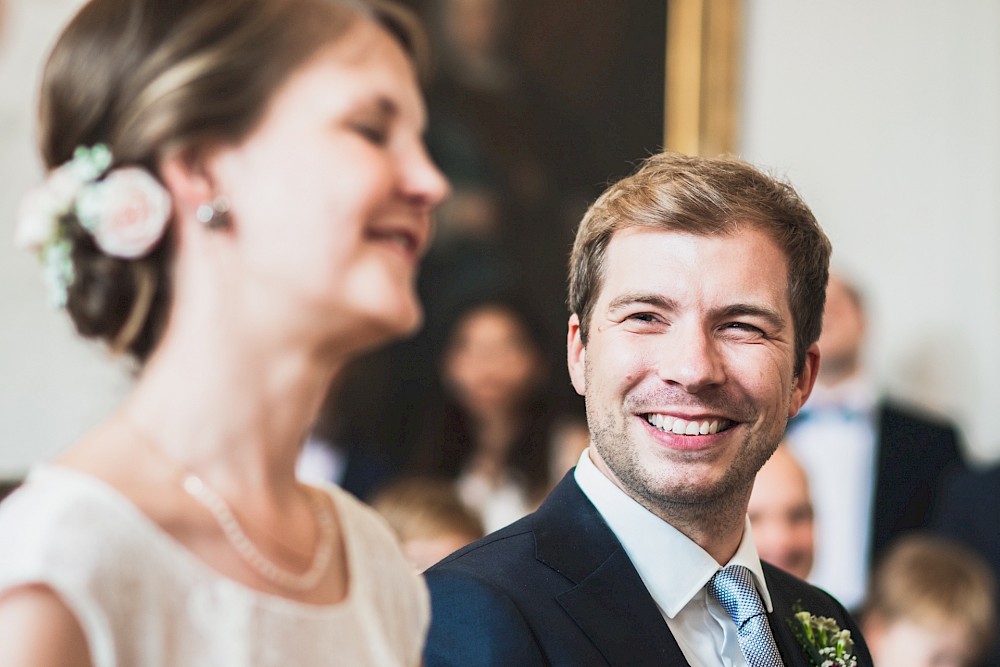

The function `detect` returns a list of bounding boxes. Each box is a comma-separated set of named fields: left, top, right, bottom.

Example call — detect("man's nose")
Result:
left=655, top=325, right=726, bottom=393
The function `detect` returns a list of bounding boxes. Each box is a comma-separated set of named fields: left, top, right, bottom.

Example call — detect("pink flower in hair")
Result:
left=77, top=167, right=172, bottom=259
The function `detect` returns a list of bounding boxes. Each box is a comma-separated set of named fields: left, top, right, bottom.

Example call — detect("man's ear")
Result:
left=567, top=313, right=587, bottom=396
left=788, top=342, right=821, bottom=418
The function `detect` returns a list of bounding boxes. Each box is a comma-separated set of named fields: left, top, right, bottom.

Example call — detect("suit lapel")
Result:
left=763, top=566, right=816, bottom=667
left=871, top=401, right=895, bottom=559
left=767, top=601, right=810, bottom=667
left=532, top=475, right=690, bottom=666
left=557, top=549, right=690, bottom=666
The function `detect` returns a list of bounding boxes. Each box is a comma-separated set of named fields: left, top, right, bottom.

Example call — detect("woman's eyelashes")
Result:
left=346, top=99, right=397, bottom=147
left=352, top=122, right=389, bottom=146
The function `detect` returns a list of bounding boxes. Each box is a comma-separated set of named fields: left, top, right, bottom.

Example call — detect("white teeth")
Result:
left=645, top=414, right=731, bottom=436
left=374, top=230, right=413, bottom=251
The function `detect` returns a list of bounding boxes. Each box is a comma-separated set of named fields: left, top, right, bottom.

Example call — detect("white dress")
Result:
left=0, top=465, right=429, bottom=667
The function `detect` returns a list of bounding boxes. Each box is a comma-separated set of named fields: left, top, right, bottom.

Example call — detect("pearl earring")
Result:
left=195, top=196, right=231, bottom=229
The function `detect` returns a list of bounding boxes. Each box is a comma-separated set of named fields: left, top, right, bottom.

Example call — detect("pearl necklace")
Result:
left=181, top=473, right=335, bottom=592
left=127, top=421, right=336, bottom=592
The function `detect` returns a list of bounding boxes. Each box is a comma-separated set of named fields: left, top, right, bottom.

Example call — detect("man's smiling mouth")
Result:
left=643, top=414, right=734, bottom=435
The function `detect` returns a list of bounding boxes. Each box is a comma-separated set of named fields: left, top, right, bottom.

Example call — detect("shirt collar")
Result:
left=574, top=448, right=773, bottom=617
left=805, top=374, right=878, bottom=413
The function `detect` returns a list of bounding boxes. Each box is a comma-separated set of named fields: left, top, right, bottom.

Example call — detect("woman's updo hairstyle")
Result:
left=39, top=0, right=424, bottom=362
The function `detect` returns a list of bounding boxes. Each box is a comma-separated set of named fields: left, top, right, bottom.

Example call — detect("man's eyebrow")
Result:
left=714, top=303, right=787, bottom=329
left=605, top=294, right=788, bottom=329
left=606, top=293, right=678, bottom=312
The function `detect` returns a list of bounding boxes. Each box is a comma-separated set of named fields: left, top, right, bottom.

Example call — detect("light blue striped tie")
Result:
left=707, top=565, right=784, bottom=667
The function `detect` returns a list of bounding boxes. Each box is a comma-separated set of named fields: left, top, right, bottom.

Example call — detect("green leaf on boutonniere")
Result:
left=787, top=603, right=858, bottom=667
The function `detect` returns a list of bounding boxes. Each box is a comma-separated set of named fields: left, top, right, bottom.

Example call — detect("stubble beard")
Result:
left=585, top=391, right=784, bottom=527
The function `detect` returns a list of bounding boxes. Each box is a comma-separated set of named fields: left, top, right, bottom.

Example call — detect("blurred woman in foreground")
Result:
left=0, top=0, right=447, bottom=664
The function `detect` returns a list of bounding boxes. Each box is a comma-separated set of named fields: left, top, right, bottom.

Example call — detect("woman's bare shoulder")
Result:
left=0, top=584, right=93, bottom=667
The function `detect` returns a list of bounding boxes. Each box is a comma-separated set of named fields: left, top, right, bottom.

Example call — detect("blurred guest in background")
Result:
left=0, top=479, right=20, bottom=504
left=786, top=273, right=964, bottom=610
left=296, top=373, right=393, bottom=502
left=861, top=535, right=996, bottom=667
left=545, top=413, right=589, bottom=490
left=411, top=296, right=554, bottom=532
left=933, top=462, right=1000, bottom=665
left=371, top=476, right=484, bottom=571
left=0, top=0, right=448, bottom=665
left=747, top=444, right=814, bottom=580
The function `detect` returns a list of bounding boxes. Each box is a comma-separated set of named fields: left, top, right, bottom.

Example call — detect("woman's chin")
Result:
left=353, top=299, right=423, bottom=348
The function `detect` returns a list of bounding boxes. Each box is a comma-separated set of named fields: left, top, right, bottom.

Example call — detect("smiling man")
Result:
left=424, top=152, right=874, bottom=666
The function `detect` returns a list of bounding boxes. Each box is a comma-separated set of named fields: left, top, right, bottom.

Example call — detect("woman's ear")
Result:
left=159, top=149, right=216, bottom=229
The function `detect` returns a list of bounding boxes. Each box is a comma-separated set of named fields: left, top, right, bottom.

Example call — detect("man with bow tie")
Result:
left=423, top=152, right=874, bottom=666
left=785, top=273, right=964, bottom=612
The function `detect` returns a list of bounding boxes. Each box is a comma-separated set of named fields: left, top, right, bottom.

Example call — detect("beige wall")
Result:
left=741, top=0, right=1000, bottom=463
left=3, top=0, right=999, bottom=473
left=0, top=0, right=129, bottom=477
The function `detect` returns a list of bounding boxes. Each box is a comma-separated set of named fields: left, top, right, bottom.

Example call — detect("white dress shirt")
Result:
left=295, top=436, right=347, bottom=486
left=785, top=376, right=878, bottom=610
left=574, top=449, right=773, bottom=667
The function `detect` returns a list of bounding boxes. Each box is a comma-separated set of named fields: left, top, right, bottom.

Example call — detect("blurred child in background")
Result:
left=371, top=476, right=484, bottom=571
left=861, top=535, right=996, bottom=667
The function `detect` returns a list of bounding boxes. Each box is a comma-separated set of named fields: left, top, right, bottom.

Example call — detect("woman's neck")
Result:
left=122, top=321, right=342, bottom=499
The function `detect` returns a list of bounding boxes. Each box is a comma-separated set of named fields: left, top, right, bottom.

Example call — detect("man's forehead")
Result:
left=598, top=227, right=792, bottom=305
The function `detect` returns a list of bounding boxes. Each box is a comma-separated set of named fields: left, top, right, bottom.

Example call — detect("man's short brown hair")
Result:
left=567, top=152, right=830, bottom=374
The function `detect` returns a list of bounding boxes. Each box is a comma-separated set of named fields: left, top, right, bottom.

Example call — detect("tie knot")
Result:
left=793, top=404, right=865, bottom=425
left=707, top=565, right=766, bottom=630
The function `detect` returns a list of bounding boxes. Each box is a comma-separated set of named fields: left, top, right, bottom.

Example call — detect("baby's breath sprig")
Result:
left=788, top=605, right=858, bottom=667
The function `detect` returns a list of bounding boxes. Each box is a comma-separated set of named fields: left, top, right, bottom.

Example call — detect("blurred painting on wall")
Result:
left=332, top=0, right=667, bottom=469
left=405, top=0, right=666, bottom=342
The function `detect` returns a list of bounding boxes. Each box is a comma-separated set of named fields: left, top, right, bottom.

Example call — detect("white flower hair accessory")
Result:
left=16, top=144, right=172, bottom=307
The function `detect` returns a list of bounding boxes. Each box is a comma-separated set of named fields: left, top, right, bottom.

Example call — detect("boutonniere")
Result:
left=787, top=605, right=858, bottom=667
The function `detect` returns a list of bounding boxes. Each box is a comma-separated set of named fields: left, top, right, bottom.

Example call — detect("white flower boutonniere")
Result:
left=788, top=606, right=858, bottom=667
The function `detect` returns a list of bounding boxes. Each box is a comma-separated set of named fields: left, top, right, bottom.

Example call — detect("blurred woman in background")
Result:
left=412, top=296, right=556, bottom=532
left=0, top=0, right=447, bottom=665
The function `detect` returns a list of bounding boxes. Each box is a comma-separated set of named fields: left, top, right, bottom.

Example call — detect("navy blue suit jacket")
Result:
left=933, top=464, right=1000, bottom=666
left=425, top=473, right=873, bottom=666
left=870, top=401, right=964, bottom=559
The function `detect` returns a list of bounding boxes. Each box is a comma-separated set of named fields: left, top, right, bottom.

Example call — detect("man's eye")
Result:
left=629, top=313, right=658, bottom=323
left=724, top=322, right=765, bottom=335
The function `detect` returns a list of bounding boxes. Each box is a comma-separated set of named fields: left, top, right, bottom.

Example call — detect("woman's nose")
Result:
left=403, top=145, right=450, bottom=210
